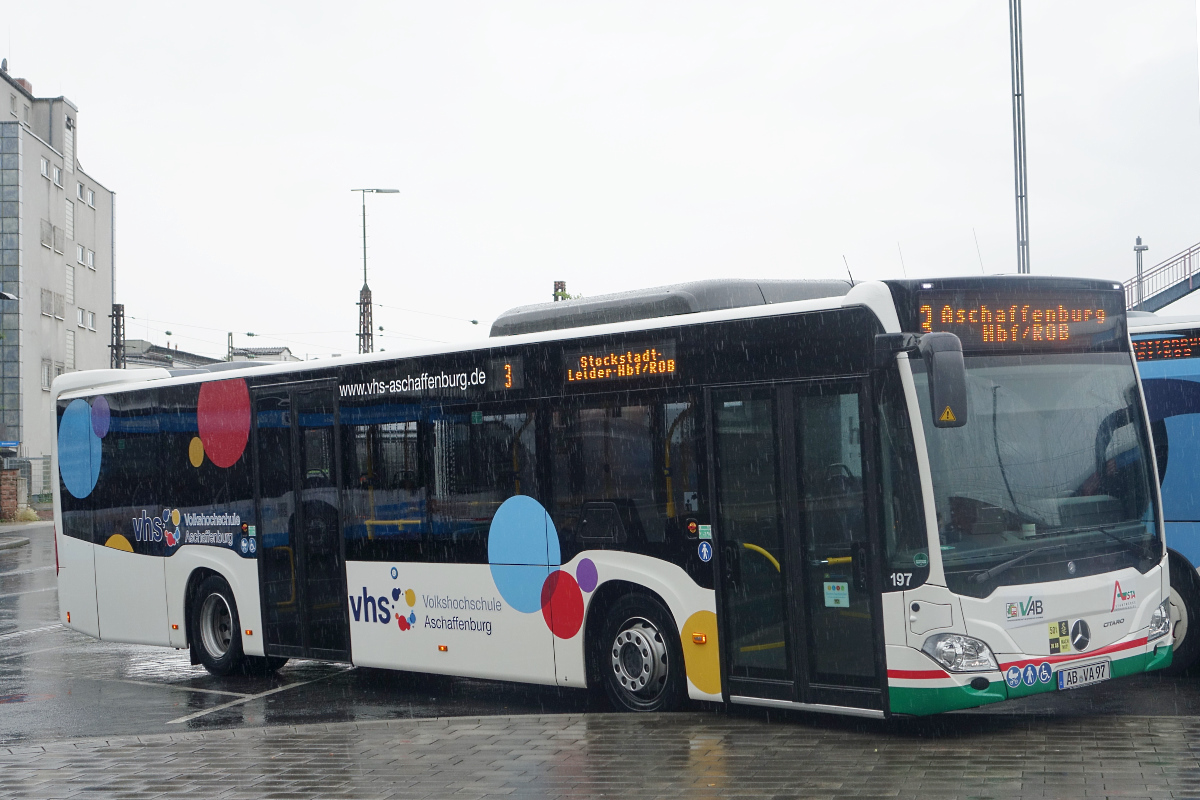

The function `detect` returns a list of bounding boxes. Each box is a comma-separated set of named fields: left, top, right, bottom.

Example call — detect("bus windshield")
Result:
left=911, top=352, right=1161, bottom=597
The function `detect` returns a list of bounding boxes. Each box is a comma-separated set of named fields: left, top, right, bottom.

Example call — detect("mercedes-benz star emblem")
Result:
left=1067, top=560, right=1077, bottom=575
left=1070, top=619, right=1091, bottom=651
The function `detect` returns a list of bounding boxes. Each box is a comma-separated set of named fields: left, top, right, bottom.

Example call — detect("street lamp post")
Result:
left=352, top=188, right=399, bottom=354
left=1134, top=237, right=1149, bottom=310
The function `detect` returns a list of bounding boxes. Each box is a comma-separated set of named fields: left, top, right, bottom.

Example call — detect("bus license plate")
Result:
left=1056, top=661, right=1109, bottom=690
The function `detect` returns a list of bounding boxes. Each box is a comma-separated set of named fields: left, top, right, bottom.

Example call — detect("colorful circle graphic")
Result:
left=196, top=379, right=250, bottom=468
left=488, top=495, right=560, bottom=614
left=540, top=570, right=584, bottom=639
left=58, top=398, right=103, bottom=498
left=576, top=558, right=598, bottom=593
left=90, top=396, right=110, bottom=437
left=188, top=437, right=205, bottom=468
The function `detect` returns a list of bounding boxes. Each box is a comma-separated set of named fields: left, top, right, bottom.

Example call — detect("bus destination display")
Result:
left=1134, top=334, right=1200, bottom=362
left=564, top=342, right=677, bottom=384
left=917, top=292, right=1120, bottom=348
left=486, top=356, right=525, bottom=390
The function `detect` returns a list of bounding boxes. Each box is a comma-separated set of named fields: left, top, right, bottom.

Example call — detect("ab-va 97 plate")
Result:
left=1056, top=660, right=1109, bottom=690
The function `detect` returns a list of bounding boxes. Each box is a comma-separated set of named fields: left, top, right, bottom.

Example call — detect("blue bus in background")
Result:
left=1131, top=312, right=1200, bottom=673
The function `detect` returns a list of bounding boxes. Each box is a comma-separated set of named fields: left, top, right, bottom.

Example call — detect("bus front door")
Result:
left=253, top=381, right=350, bottom=662
left=711, top=380, right=884, bottom=712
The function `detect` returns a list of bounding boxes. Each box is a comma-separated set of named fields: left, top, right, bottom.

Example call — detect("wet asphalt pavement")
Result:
left=5, top=523, right=1200, bottom=798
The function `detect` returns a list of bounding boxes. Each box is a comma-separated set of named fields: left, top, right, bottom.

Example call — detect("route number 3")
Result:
left=890, top=572, right=913, bottom=587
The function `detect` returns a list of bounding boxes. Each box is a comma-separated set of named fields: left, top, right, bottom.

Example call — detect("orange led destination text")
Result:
left=1134, top=336, right=1200, bottom=361
left=920, top=303, right=1106, bottom=343
left=566, top=348, right=676, bottom=382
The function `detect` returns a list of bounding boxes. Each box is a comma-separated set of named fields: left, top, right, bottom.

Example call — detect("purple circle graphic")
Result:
left=576, top=558, right=597, bottom=593
left=91, top=396, right=110, bottom=438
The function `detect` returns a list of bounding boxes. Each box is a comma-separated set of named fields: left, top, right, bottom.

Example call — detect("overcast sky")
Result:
left=5, top=2, right=1200, bottom=359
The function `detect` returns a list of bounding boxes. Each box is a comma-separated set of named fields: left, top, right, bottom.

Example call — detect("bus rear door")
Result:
left=252, top=381, right=351, bottom=662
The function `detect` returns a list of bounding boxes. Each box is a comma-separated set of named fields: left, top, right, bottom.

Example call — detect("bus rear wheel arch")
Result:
left=592, top=589, right=686, bottom=712
left=186, top=571, right=288, bottom=676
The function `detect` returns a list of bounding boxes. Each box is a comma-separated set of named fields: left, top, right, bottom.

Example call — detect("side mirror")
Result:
left=918, top=332, right=968, bottom=428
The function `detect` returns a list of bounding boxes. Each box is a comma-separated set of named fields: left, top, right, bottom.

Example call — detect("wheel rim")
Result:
left=1170, top=585, right=1189, bottom=652
left=200, top=592, right=233, bottom=659
left=610, top=616, right=669, bottom=702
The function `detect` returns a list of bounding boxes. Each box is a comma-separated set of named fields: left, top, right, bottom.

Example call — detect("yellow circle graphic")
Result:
left=188, top=437, right=205, bottom=467
left=171, top=508, right=180, bottom=526
left=680, top=610, right=721, bottom=695
left=405, top=589, right=416, bottom=607
left=104, top=534, right=134, bottom=552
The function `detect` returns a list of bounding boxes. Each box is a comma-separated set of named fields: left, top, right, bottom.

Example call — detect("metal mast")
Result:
left=109, top=303, right=125, bottom=368
left=1009, top=0, right=1030, bottom=274
left=353, top=188, right=398, bottom=355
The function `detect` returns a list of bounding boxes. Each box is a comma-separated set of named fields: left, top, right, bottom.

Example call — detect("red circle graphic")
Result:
left=540, top=570, right=584, bottom=639
left=196, top=379, right=251, bottom=468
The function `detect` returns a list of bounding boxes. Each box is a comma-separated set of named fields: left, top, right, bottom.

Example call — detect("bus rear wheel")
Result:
left=191, top=574, right=246, bottom=676
left=1165, top=553, right=1200, bottom=675
left=600, top=594, right=685, bottom=712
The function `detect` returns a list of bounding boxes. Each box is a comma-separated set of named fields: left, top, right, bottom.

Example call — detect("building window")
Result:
left=40, top=361, right=51, bottom=391
left=40, top=158, right=48, bottom=178
left=76, top=245, right=84, bottom=264
left=87, top=189, right=94, bottom=207
left=76, top=308, right=84, bottom=327
left=8, top=95, right=14, bottom=115
left=65, top=200, right=73, bottom=239
left=86, top=311, right=95, bottom=331
left=40, top=289, right=52, bottom=317
left=76, top=183, right=83, bottom=200
left=86, top=250, right=94, bottom=269
left=39, top=220, right=52, bottom=249
left=52, top=226, right=63, bottom=254
left=52, top=166, right=61, bottom=186
left=54, top=362, right=64, bottom=380
left=53, top=292, right=64, bottom=320
left=65, top=265, right=74, bottom=305
left=22, top=105, right=29, bottom=124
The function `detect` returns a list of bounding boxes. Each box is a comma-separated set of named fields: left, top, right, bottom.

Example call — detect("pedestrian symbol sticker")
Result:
left=698, top=541, right=713, bottom=562
left=1022, top=664, right=1037, bottom=686
left=939, top=406, right=956, bottom=423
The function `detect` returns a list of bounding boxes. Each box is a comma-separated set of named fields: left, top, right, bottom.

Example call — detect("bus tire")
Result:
left=190, top=574, right=246, bottom=676
left=599, top=593, right=686, bottom=712
left=243, top=655, right=289, bottom=675
left=1165, top=552, right=1200, bottom=675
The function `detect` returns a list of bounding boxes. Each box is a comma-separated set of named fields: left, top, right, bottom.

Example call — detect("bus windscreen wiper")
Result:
left=1093, top=525, right=1158, bottom=563
left=970, top=543, right=1066, bottom=585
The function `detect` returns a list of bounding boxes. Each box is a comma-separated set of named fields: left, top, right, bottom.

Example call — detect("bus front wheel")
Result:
left=1165, top=552, right=1200, bottom=675
left=191, top=574, right=246, bottom=676
left=600, top=594, right=686, bottom=712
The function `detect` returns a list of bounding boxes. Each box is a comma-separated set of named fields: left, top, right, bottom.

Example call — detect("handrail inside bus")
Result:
left=741, top=542, right=780, bottom=572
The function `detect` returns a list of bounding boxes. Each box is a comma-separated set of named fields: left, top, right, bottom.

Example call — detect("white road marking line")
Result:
left=0, top=623, right=63, bottom=642
left=0, top=566, right=55, bottom=578
left=0, top=644, right=71, bottom=661
left=0, top=586, right=56, bottom=599
left=36, top=672, right=252, bottom=698
left=166, top=672, right=343, bottom=724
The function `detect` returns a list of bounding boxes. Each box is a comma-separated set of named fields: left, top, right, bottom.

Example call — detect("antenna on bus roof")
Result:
left=842, top=255, right=855, bottom=286
left=896, top=243, right=907, bottom=278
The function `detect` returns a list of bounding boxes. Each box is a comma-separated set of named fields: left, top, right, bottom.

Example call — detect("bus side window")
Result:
left=341, top=412, right=426, bottom=562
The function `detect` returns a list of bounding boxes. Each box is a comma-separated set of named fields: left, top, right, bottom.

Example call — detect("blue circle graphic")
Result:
left=58, top=398, right=102, bottom=498
left=1005, top=666, right=1021, bottom=688
left=488, top=495, right=560, bottom=614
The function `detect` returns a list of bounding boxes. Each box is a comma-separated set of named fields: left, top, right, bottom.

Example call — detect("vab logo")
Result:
left=1111, top=581, right=1136, bottom=612
left=1006, top=597, right=1043, bottom=620
left=132, top=508, right=181, bottom=547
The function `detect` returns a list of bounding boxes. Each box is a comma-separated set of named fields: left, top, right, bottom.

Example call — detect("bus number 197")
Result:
left=890, top=572, right=913, bottom=587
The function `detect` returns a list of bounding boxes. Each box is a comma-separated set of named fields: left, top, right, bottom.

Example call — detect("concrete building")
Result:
left=124, top=340, right=222, bottom=370
left=1, top=63, right=114, bottom=458
left=230, top=346, right=300, bottom=362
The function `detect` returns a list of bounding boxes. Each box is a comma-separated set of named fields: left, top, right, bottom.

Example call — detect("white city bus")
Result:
left=54, top=276, right=1172, bottom=717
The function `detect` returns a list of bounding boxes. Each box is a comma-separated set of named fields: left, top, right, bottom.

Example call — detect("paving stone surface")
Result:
left=1, top=711, right=1199, bottom=799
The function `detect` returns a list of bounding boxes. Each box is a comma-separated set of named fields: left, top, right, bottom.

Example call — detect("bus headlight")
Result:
left=1148, top=600, right=1171, bottom=642
left=921, top=633, right=999, bottom=673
